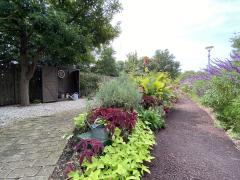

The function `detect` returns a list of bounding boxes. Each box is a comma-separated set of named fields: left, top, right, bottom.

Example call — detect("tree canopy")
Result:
left=0, top=0, right=121, bottom=64
left=123, top=49, right=180, bottom=78
left=232, top=33, right=240, bottom=51
left=149, top=49, right=180, bottom=78
left=0, top=0, right=121, bottom=105
left=93, top=46, right=118, bottom=76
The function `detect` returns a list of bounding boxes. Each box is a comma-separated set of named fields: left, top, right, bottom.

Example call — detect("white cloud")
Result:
left=112, top=0, right=240, bottom=71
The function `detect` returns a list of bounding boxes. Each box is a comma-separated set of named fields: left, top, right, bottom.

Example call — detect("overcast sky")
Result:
left=111, top=0, right=240, bottom=71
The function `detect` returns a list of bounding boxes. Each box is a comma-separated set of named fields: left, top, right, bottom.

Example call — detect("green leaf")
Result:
left=68, top=171, right=81, bottom=180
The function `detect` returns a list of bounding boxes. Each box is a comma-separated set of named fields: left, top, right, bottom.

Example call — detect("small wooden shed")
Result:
left=32, top=66, right=80, bottom=103
left=0, top=64, right=80, bottom=106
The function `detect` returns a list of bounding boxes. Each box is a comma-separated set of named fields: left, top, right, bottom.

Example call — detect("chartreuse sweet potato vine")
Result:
left=68, top=120, right=155, bottom=180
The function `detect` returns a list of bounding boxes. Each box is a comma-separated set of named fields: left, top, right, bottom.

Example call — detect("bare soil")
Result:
left=142, top=95, right=240, bottom=180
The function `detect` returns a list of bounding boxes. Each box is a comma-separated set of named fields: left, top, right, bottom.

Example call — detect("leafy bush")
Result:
left=68, top=121, right=155, bottom=180
left=80, top=72, right=101, bottom=97
left=201, top=76, right=239, bottom=111
left=220, top=96, right=240, bottom=133
left=90, top=108, right=137, bottom=135
left=138, top=108, right=165, bottom=131
left=140, top=72, right=173, bottom=102
left=80, top=73, right=114, bottom=97
left=141, top=95, right=158, bottom=109
left=191, top=80, right=209, bottom=97
left=180, top=84, right=191, bottom=93
left=96, top=74, right=142, bottom=109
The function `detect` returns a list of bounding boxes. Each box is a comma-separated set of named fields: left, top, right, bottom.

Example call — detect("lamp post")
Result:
left=205, top=46, right=214, bottom=68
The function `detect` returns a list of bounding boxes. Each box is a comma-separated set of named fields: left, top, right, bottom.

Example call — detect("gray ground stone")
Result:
left=7, top=167, right=41, bottom=179
left=37, top=166, right=55, bottom=177
left=20, top=176, right=48, bottom=180
left=0, top=169, right=12, bottom=179
left=0, top=107, right=85, bottom=180
left=0, top=99, right=86, bottom=127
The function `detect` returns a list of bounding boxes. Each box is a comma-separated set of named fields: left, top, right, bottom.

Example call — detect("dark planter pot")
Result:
left=77, top=124, right=111, bottom=146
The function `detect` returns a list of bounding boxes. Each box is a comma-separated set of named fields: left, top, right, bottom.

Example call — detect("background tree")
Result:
left=116, top=60, right=125, bottom=73
left=0, top=0, right=121, bottom=105
left=149, top=49, right=180, bottom=78
left=124, top=52, right=139, bottom=74
left=93, top=46, right=118, bottom=76
left=232, top=33, right=240, bottom=51
left=77, top=52, right=96, bottom=73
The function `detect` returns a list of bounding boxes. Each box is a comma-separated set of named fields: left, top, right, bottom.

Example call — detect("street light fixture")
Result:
left=205, top=46, right=214, bottom=68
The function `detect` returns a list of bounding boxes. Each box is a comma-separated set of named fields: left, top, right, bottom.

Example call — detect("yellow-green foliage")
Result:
left=139, top=72, right=172, bottom=100
left=68, top=120, right=155, bottom=180
left=74, top=113, right=87, bottom=129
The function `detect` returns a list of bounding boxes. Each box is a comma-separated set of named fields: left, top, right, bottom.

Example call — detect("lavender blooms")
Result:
left=180, top=72, right=210, bottom=87
left=180, top=51, right=240, bottom=88
left=206, top=51, right=240, bottom=76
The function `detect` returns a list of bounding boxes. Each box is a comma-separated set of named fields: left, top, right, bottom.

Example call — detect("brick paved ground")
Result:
left=0, top=109, right=85, bottom=180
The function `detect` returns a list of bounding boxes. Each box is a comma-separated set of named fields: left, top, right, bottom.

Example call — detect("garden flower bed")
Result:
left=51, top=73, right=176, bottom=180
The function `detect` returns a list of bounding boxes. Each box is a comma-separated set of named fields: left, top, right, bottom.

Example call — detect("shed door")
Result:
left=42, top=66, right=58, bottom=102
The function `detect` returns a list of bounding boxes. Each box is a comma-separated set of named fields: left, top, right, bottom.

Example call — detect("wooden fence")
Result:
left=0, top=64, right=20, bottom=106
left=0, top=64, right=80, bottom=106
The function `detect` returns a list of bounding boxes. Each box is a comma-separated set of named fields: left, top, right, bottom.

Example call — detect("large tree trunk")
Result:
left=20, top=67, right=30, bottom=106
left=19, top=31, right=30, bottom=106
left=19, top=31, right=39, bottom=106
left=19, top=61, right=38, bottom=106
left=19, top=60, right=38, bottom=106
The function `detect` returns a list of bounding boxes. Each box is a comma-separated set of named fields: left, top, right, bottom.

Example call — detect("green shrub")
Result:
left=95, top=74, right=142, bottom=109
left=201, top=76, right=238, bottom=111
left=138, top=108, right=165, bottom=131
left=140, top=72, right=172, bottom=101
left=80, top=72, right=101, bottom=97
left=220, top=96, right=240, bottom=133
left=180, top=84, right=190, bottom=93
left=68, top=121, right=155, bottom=180
left=80, top=73, right=114, bottom=97
left=192, top=80, right=209, bottom=97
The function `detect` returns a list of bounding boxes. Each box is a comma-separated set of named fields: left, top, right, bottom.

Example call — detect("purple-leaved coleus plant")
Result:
left=90, top=108, right=137, bottom=134
left=74, top=138, right=104, bottom=165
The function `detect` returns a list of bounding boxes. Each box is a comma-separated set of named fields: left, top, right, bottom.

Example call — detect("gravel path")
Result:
left=0, top=99, right=87, bottom=127
left=143, top=95, right=240, bottom=180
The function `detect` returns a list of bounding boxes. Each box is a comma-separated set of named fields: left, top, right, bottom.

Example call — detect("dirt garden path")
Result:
left=143, top=95, right=240, bottom=180
left=0, top=108, right=85, bottom=180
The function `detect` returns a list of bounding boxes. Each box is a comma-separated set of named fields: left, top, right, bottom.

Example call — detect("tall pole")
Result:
left=207, top=49, right=211, bottom=67
left=205, top=46, right=214, bottom=69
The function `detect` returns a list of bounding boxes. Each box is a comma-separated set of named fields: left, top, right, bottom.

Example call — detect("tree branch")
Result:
left=0, top=17, right=18, bottom=20
left=26, top=47, right=45, bottom=80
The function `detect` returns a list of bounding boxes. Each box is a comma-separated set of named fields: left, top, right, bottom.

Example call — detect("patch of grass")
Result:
left=227, top=129, right=240, bottom=140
